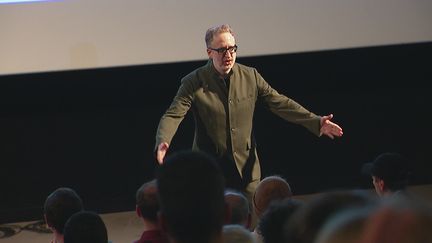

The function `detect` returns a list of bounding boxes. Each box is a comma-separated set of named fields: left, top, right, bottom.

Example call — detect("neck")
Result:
left=142, top=219, right=159, bottom=231
left=52, top=231, right=64, bottom=243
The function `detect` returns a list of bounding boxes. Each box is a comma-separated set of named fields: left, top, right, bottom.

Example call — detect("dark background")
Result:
left=1, top=42, right=431, bottom=224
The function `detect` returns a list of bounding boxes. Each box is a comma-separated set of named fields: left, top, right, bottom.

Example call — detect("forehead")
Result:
left=211, top=32, right=235, bottom=47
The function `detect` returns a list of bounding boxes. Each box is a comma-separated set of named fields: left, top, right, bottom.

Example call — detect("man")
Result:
left=361, top=152, right=411, bottom=197
left=134, top=179, right=166, bottom=243
left=44, top=187, right=84, bottom=243
left=156, top=150, right=226, bottom=243
left=224, top=189, right=251, bottom=229
left=63, top=211, right=108, bottom=243
left=155, top=24, right=343, bottom=198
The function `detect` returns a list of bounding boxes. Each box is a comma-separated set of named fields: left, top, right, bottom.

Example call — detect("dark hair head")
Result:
left=63, top=211, right=108, bottom=243
left=44, top=187, right=83, bottom=233
left=258, top=198, right=303, bottom=243
left=136, top=179, right=159, bottom=222
left=156, top=150, right=225, bottom=243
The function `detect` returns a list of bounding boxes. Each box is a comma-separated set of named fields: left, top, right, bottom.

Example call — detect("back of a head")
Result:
left=283, top=190, right=374, bottom=243
left=44, top=187, right=83, bottom=234
left=315, top=207, right=373, bottom=243
left=63, top=211, right=108, bottom=243
left=359, top=199, right=432, bottom=243
left=253, top=175, right=292, bottom=218
left=223, top=225, right=256, bottom=243
left=258, top=199, right=303, bottom=243
left=156, top=150, right=225, bottom=243
left=224, top=189, right=250, bottom=227
left=136, top=179, right=159, bottom=222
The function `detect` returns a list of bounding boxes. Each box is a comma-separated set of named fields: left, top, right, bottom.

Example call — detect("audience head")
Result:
left=358, top=199, right=432, bottom=243
left=136, top=179, right=159, bottom=223
left=283, top=190, right=374, bottom=243
left=258, top=198, right=303, bottom=243
left=252, top=175, right=292, bottom=218
left=63, top=211, right=108, bottom=243
left=44, top=187, right=83, bottom=234
left=315, top=207, right=373, bottom=243
left=156, top=150, right=225, bottom=243
left=222, top=224, right=256, bottom=243
left=362, top=152, right=411, bottom=196
left=224, top=189, right=251, bottom=228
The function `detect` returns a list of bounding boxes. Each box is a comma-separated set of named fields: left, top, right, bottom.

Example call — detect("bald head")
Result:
left=253, top=176, right=292, bottom=217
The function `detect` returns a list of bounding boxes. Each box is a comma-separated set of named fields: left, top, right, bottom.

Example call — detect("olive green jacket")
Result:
left=155, top=60, right=321, bottom=183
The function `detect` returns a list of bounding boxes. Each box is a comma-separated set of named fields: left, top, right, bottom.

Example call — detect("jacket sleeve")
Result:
left=254, top=68, right=321, bottom=136
left=154, top=77, right=196, bottom=150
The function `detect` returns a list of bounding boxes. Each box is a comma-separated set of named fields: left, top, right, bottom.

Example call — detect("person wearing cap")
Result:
left=362, top=152, right=411, bottom=197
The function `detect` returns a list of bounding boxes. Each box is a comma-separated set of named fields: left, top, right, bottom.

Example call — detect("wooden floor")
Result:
left=1, top=184, right=432, bottom=243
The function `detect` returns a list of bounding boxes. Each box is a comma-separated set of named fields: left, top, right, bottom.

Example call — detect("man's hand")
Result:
left=320, top=114, right=343, bottom=139
left=156, top=142, right=169, bottom=164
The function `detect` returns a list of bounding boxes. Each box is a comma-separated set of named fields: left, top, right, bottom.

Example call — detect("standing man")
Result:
left=155, top=24, right=343, bottom=199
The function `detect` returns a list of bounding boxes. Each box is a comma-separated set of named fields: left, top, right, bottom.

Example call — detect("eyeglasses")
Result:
left=208, top=45, right=238, bottom=55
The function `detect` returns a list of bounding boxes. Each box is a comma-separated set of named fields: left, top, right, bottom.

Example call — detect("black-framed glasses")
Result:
left=208, top=45, right=238, bottom=55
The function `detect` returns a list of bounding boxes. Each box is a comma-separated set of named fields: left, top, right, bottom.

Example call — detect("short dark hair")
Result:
left=258, top=199, right=302, bottom=243
left=44, top=187, right=83, bottom=233
left=136, top=179, right=159, bottom=222
left=156, top=150, right=225, bottom=243
left=63, top=211, right=108, bottom=243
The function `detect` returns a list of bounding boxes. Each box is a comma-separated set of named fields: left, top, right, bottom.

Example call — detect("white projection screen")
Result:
left=1, top=0, right=431, bottom=75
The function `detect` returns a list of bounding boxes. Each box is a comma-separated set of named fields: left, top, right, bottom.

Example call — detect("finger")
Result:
left=157, top=152, right=165, bottom=164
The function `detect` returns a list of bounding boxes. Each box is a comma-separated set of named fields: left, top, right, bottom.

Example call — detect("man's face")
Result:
left=207, top=32, right=236, bottom=76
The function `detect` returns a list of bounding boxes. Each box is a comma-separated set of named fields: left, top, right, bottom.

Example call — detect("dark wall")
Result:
left=1, top=42, right=431, bottom=223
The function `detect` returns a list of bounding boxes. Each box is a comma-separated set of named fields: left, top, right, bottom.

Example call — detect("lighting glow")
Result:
left=0, top=0, right=56, bottom=4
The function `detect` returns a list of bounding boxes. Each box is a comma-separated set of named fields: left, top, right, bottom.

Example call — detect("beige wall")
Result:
left=1, top=0, right=431, bottom=75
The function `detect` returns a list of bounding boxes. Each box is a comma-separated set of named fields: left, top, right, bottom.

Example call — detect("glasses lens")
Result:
left=211, top=45, right=237, bottom=54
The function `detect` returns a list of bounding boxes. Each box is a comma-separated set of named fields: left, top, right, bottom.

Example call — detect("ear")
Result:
left=377, top=178, right=386, bottom=191
left=158, top=211, right=169, bottom=234
left=44, top=214, right=53, bottom=230
left=136, top=205, right=142, bottom=218
left=246, top=213, right=252, bottom=230
left=223, top=201, right=232, bottom=224
left=207, top=48, right=212, bottom=59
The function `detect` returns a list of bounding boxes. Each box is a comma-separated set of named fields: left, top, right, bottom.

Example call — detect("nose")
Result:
left=224, top=50, right=233, bottom=58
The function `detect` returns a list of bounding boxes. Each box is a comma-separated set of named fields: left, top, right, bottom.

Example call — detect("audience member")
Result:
left=252, top=175, right=293, bottom=219
left=224, top=189, right=251, bottom=229
left=258, top=199, right=303, bottom=243
left=156, top=150, right=226, bottom=243
left=283, top=190, right=373, bottom=243
left=314, top=207, right=373, bottom=243
left=251, top=175, right=293, bottom=240
left=222, top=224, right=256, bottom=243
left=358, top=199, right=432, bottom=243
left=63, top=211, right=108, bottom=243
left=44, top=187, right=84, bottom=243
left=135, top=179, right=166, bottom=243
left=362, top=152, right=411, bottom=197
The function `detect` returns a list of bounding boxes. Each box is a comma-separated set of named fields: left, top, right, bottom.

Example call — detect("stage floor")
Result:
left=1, top=184, right=431, bottom=243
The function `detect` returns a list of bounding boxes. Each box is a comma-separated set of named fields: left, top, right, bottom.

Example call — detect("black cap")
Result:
left=361, top=152, right=410, bottom=184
